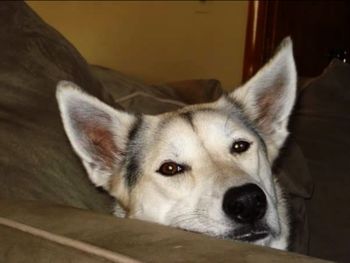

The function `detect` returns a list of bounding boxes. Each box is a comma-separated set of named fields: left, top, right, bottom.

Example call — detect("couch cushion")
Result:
left=90, top=65, right=223, bottom=115
left=0, top=199, right=330, bottom=263
left=273, top=139, right=312, bottom=254
left=0, top=2, right=115, bottom=212
left=290, top=59, right=350, bottom=262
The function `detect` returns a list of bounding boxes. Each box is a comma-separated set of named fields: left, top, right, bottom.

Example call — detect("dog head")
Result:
left=57, top=38, right=296, bottom=250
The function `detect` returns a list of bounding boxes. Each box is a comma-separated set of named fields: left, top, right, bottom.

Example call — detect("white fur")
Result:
left=56, top=81, right=136, bottom=188
left=56, top=38, right=296, bottom=250
left=231, top=37, right=296, bottom=162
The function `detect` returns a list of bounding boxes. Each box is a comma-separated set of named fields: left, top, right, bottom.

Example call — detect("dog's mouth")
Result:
left=181, top=224, right=271, bottom=244
left=225, top=224, right=271, bottom=243
left=233, top=230, right=269, bottom=242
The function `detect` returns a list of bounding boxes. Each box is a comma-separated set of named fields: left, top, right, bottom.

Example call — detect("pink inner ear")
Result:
left=84, top=124, right=120, bottom=168
left=256, top=92, right=277, bottom=126
left=255, top=78, right=286, bottom=133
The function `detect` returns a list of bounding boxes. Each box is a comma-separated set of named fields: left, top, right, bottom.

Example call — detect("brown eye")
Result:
left=157, top=162, right=185, bottom=176
left=231, top=140, right=251, bottom=154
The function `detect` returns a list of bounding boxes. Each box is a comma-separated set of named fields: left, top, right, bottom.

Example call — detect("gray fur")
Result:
left=56, top=37, right=296, bottom=251
left=124, top=115, right=143, bottom=188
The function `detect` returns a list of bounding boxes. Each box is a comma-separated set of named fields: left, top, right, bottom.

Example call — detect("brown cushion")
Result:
left=274, top=139, right=312, bottom=254
left=0, top=2, right=115, bottom=212
left=290, top=59, right=350, bottom=262
left=91, top=65, right=223, bottom=114
left=0, top=199, right=327, bottom=263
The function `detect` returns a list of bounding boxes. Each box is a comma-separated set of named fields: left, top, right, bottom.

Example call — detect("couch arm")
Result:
left=0, top=199, right=330, bottom=263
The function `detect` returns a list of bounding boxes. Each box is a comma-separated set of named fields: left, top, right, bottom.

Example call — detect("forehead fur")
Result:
left=124, top=95, right=268, bottom=188
left=155, top=95, right=264, bottom=144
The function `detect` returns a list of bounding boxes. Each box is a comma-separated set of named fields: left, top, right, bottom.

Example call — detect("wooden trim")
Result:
left=242, top=1, right=279, bottom=82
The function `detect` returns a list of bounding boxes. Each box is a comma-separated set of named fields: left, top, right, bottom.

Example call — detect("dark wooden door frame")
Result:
left=242, top=1, right=279, bottom=82
left=243, top=1, right=350, bottom=81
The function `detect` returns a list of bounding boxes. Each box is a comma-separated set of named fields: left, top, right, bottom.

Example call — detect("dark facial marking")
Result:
left=180, top=111, right=194, bottom=130
left=223, top=93, right=246, bottom=112
left=125, top=115, right=143, bottom=187
left=223, top=94, right=268, bottom=155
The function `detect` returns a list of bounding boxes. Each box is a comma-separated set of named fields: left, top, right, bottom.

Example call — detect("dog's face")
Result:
left=57, top=38, right=296, bottom=250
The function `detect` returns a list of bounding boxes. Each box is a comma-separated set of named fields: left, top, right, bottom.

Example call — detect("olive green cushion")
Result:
left=0, top=2, right=115, bottom=212
left=90, top=65, right=223, bottom=115
left=0, top=199, right=331, bottom=263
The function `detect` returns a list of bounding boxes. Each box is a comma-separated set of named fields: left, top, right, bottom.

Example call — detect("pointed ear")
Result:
left=230, top=37, right=297, bottom=161
left=56, top=81, right=136, bottom=189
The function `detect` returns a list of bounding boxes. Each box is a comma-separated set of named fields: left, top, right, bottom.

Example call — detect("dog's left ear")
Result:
left=230, top=37, right=296, bottom=162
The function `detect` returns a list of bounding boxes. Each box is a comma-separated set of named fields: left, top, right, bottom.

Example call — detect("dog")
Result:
left=56, top=37, right=296, bottom=250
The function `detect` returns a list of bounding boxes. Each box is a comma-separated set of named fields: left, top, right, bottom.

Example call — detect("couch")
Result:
left=0, top=2, right=347, bottom=262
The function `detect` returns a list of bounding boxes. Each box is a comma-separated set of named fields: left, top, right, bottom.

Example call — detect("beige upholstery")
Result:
left=0, top=200, right=331, bottom=263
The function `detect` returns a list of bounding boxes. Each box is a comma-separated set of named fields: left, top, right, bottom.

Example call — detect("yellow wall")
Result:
left=27, top=1, right=247, bottom=90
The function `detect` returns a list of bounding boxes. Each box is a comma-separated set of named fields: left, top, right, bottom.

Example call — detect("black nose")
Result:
left=222, top=184, right=267, bottom=224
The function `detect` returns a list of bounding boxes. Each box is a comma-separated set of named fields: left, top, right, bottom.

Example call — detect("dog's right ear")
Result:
left=56, top=81, right=136, bottom=190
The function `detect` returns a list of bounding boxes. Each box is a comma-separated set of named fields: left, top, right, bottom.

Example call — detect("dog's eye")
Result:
left=157, top=162, right=185, bottom=176
left=231, top=140, right=251, bottom=154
